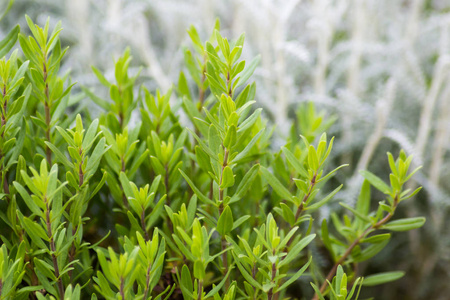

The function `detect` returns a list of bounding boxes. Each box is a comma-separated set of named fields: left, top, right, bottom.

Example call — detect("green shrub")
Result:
left=0, top=16, right=424, bottom=300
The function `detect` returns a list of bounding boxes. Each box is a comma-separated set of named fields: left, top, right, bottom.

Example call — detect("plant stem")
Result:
left=119, top=111, right=124, bottom=129
left=68, top=154, right=85, bottom=282
left=165, top=164, right=170, bottom=206
left=45, top=199, right=65, bottom=299
left=312, top=197, right=398, bottom=300
left=1, top=85, right=7, bottom=134
left=218, top=148, right=229, bottom=289
left=286, top=173, right=316, bottom=248
left=221, top=236, right=229, bottom=289
left=120, top=277, right=125, bottom=299
left=197, top=280, right=203, bottom=300
left=43, top=62, right=52, bottom=165
left=120, top=156, right=129, bottom=209
left=143, top=264, right=151, bottom=300
left=141, top=210, right=149, bottom=240
left=226, top=71, right=233, bottom=97
left=78, top=156, right=84, bottom=187
left=0, top=87, right=9, bottom=200
left=198, top=65, right=206, bottom=111
left=0, top=158, right=10, bottom=200
left=267, top=261, right=277, bottom=300
left=45, top=100, right=52, bottom=165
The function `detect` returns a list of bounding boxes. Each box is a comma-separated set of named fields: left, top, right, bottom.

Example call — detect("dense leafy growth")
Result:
left=0, top=15, right=424, bottom=300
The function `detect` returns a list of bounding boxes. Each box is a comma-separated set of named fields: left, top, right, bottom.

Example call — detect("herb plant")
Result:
left=0, top=14, right=425, bottom=300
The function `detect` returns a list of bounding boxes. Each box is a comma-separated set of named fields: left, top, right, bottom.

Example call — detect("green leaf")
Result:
left=224, top=125, right=237, bottom=149
left=177, top=71, right=191, bottom=100
left=85, top=137, right=108, bottom=174
left=179, top=169, right=214, bottom=205
left=275, top=256, right=312, bottom=292
left=0, top=0, right=15, bottom=22
left=220, top=166, right=235, bottom=189
left=187, top=128, right=219, bottom=162
left=362, top=271, right=405, bottom=287
left=282, top=147, right=308, bottom=178
left=310, top=283, right=326, bottom=300
left=119, top=172, right=133, bottom=199
left=232, top=215, right=250, bottom=230
left=307, top=145, right=319, bottom=171
left=237, top=108, right=261, bottom=133
left=0, top=25, right=19, bottom=58
left=34, top=258, right=57, bottom=282
left=91, top=66, right=111, bottom=87
left=208, top=125, right=221, bottom=155
left=195, top=146, right=213, bottom=174
left=232, top=252, right=263, bottom=290
left=193, top=260, right=205, bottom=280
left=21, top=217, right=49, bottom=249
left=355, top=180, right=371, bottom=229
left=204, top=266, right=233, bottom=298
left=232, top=129, right=264, bottom=164
left=56, top=126, right=77, bottom=148
left=260, top=166, right=293, bottom=202
left=13, top=182, right=41, bottom=216
left=382, top=217, right=426, bottom=231
left=278, top=234, right=315, bottom=267
left=180, top=265, right=194, bottom=299
left=44, top=142, right=74, bottom=169
left=321, top=219, right=335, bottom=260
left=339, top=202, right=371, bottom=223
left=81, top=86, right=110, bottom=111
left=359, top=170, right=391, bottom=194
left=230, top=164, right=259, bottom=203
left=353, top=239, right=389, bottom=262
left=280, top=203, right=295, bottom=226
left=217, top=206, right=234, bottom=235
left=306, top=184, right=342, bottom=211
left=234, top=55, right=260, bottom=88
left=362, top=233, right=391, bottom=244
left=82, top=119, right=100, bottom=151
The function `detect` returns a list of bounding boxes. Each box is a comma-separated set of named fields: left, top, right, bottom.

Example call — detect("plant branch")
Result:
left=312, top=196, right=399, bottom=300
left=43, top=63, right=52, bottom=166
left=45, top=199, right=65, bottom=299
left=143, top=264, right=151, bottom=300
left=267, top=261, right=277, bottom=300
left=120, top=277, right=125, bottom=299
left=286, top=173, right=317, bottom=248
left=141, top=210, right=149, bottom=241
left=197, top=280, right=203, bottom=300
left=165, top=164, right=170, bottom=207
left=218, top=147, right=229, bottom=289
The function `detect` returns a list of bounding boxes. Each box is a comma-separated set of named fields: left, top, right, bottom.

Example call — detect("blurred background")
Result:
left=1, top=0, right=450, bottom=299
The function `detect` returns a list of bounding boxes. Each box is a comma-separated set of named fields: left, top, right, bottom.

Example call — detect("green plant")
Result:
left=0, top=14, right=425, bottom=300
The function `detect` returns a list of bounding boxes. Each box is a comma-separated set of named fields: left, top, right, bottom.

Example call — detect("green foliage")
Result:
left=0, top=14, right=425, bottom=300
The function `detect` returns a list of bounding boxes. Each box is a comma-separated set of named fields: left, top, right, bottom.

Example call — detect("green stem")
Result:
left=45, top=199, right=65, bottom=299
left=1, top=88, right=9, bottom=200
left=141, top=210, right=149, bottom=240
left=286, top=173, right=317, bottom=248
left=218, top=148, right=230, bottom=289
left=143, top=264, right=151, bottom=300
left=267, top=261, right=277, bottom=300
left=165, top=164, right=170, bottom=206
left=43, top=62, right=52, bottom=166
left=197, top=280, right=203, bottom=300
left=120, top=277, right=125, bottom=299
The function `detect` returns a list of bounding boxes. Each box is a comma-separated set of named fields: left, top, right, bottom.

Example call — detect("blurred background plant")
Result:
left=1, top=0, right=449, bottom=299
